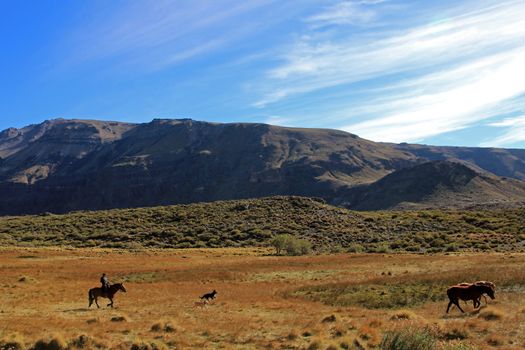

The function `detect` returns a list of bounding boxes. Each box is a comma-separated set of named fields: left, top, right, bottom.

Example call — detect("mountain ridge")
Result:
left=0, top=118, right=524, bottom=215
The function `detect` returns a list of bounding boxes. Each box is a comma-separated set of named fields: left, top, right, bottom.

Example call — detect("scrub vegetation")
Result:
left=0, top=196, right=523, bottom=253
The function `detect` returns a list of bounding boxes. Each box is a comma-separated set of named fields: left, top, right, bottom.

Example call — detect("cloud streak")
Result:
left=305, top=0, right=382, bottom=27
left=255, top=0, right=525, bottom=144
left=482, top=115, right=525, bottom=147
left=65, top=0, right=279, bottom=71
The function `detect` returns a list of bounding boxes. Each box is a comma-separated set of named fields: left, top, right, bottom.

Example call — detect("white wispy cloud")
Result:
left=264, top=115, right=293, bottom=126
left=305, top=0, right=383, bottom=27
left=481, top=115, right=525, bottom=147
left=342, top=48, right=525, bottom=142
left=255, top=0, right=525, bottom=143
left=65, top=0, right=279, bottom=71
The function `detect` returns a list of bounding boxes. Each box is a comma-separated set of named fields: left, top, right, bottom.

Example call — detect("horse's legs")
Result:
left=446, top=300, right=454, bottom=313
left=474, top=298, right=481, bottom=308
left=454, top=300, right=465, bottom=313
left=107, top=298, right=113, bottom=307
left=95, top=297, right=100, bottom=309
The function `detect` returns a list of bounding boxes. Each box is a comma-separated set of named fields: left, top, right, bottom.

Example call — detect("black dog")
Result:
left=200, top=289, right=217, bottom=301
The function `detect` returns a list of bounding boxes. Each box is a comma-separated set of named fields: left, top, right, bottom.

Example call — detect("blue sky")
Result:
left=1, top=0, right=524, bottom=148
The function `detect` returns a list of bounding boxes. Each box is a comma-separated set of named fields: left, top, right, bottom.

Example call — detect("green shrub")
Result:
left=347, top=243, right=364, bottom=253
left=270, top=234, right=291, bottom=255
left=285, top=237, right=312, bottom=256
left=270, top=234, right=312, bottom=256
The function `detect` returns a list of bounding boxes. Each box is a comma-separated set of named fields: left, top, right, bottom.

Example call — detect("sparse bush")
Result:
left=321, top=315, right=337, bottom=323
left=69, top=334, right=105, bottom=349
left=163, top=322, right=176, bottom=333
left=110, top=315, right=128, bottom=322
left=339, top=338, right=352, bottom=350
left=381, top=328, right=436, bottom=350
left=287, top=330, right=299, bottom=341
left=439, top=343, right=477, bottom=350
left=390, top=310, right=417, bottom=320
left=325, top=343, right=338, bottom=350
left=130, top=339, right=168, bottom=350
left=485, top=334, right=504, bottom=346
left=150, top=323, right=163, bottom=332
left=0, top=333, right=26, bottom=350
left=306, top=339, right=322, bottom=350
left=151, top=321, right=176, bottom=333
left=440, top=326, right=469, bottom=340
left=33, top=335, right=67, bottom=350
left=331, top=324, right=346, bottom=338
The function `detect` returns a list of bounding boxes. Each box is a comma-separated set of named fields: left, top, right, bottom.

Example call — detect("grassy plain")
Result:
left=1, top=248, right=524, bottom=349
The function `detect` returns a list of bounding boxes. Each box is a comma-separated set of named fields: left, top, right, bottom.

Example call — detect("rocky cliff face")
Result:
left=0, top=118, right=524, bottom=215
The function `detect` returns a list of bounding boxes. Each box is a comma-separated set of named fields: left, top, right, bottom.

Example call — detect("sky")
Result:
left=1, top=0, right=524, bottom=148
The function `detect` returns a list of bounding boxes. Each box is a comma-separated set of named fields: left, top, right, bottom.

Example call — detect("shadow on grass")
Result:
left=63, top=308, right=90, bottom=312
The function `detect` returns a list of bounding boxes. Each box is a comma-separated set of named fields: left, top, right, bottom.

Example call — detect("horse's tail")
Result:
left=446, top=287, right=455, bottom=301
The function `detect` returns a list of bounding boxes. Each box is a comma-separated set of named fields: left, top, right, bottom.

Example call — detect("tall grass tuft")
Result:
left=33, top=334, right=67, bottom=350
left=0, top=333, right=26, bottom=350
left=381, top=328, right=436, bottom=350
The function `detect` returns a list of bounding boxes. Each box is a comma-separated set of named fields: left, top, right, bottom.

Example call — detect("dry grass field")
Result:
left=1, top=248, right=524, bottom=349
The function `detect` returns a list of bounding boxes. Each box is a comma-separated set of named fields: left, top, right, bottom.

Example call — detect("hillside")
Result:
left=1, top=196, right=523, bottom=252
left=394, top=142, right=525, bottom=180
left=338, top=160, right=525, bottom=210
left=1, top=118, right=525, bottom=215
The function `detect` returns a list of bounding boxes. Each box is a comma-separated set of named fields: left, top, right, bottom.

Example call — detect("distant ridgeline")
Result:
left=1, top=118, right=525, bottom=215
left=0, top=196, right=523, bottom=252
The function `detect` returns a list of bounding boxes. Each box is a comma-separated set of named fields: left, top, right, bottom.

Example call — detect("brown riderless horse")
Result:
left=88, top=283, right=127, bottom=308
left=446, top=283, right=495, bottom=313
left=457, top=281, right=496, bottom=307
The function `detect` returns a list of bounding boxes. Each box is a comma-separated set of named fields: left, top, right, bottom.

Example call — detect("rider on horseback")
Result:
left=100, top=273, right=110, bottom=293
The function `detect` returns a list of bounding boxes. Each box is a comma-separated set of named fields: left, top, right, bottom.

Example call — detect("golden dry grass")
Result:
left=0, top=248, right=524, bottom=349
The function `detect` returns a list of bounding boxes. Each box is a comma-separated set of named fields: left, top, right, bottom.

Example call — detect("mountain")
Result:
left=0, top=118, right=524, bottom=215
left=337, top=160, right=525, bottom=210
left=0, top=118, right=417, bottom=215
left=393, top=143, right=525, bottom=181
left=0, top=119, right=134, bottom=184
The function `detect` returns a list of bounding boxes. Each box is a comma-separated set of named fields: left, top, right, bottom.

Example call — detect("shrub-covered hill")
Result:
left=0, top=196, right=523, bottom=252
